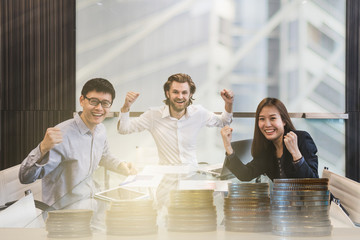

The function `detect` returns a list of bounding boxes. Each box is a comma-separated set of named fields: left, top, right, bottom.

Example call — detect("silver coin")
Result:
left=272, top=190, right=329, bottom=196
left=167, top=225, right=217, bottom=232
left=271, top=204, right=329, bottom=211
left=225, top=223, right=272, bottom=232
left=46, top=225, right=91, bottom=233
left=272, top=224, right=332, bottom=232
left=168, top=206, right=216, bottom=214
left=271, top=209, right=329, bottom=217
left=47, top=231, right=92, bottom=238
left=228, top=182, right=269, bottom=188
left=271, top=200, right=329, bottom=206
left=271, top=195, right=329, bottom=201
left=224, top=215, right=270, bottom=221
left=272, top=221, right=331, bottom=229
left=107, top=228, right=158, bottom=236
left=274, top=178, right=329, bottom=184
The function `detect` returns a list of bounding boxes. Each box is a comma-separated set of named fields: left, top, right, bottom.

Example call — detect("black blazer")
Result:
left=225, top=130, right=319, bottom=181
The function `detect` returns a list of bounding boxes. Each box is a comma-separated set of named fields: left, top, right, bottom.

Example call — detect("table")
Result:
left=1, top=226, right=360, bottom=240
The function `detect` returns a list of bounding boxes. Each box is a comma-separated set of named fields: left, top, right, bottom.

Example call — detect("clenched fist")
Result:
left=40, top=127, right=63, bottom=156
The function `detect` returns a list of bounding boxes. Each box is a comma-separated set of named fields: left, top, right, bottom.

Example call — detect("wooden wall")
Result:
left=346, top=0, right=360, bottom=181
left=0, top=0, right=76, bottom=170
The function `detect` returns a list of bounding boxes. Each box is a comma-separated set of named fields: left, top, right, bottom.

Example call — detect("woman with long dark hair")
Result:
left=221, top=97, right=319, bottom=181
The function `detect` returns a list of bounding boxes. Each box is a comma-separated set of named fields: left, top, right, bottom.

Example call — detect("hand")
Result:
left=220, top=89, right=234, bottom=104
left=220, top=126, right=234, bottom=155
left=284, top=131, right=302, bottom=161
left=117, top=162, right=138, bottom=176
left=121, top=91, right=140, bottom=113
left=40, top=127, right=63, bottom=156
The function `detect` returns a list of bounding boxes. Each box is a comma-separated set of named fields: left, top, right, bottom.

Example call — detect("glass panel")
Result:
left=103, top=117, right=345, bottom=176
left=76, top=0, right=345, bottom=113
left=76, top=0, right=345, bottom=176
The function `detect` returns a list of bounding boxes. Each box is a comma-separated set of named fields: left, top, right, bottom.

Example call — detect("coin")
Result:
left=106, top=199, right=158, bottom=236
left=224, top=182, right=270, bottom=232
left=166, top=189, right=217, bottom=232
left=271, top=178, right=332, bottom=237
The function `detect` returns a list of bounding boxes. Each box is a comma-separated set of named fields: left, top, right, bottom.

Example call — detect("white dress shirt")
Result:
left=118, top=105, right=232, bottom=167
left=19, top=112, right=123, bottom=209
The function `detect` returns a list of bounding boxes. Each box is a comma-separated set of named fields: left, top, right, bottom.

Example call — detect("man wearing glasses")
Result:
left=19, top=78, right=136, bottom=209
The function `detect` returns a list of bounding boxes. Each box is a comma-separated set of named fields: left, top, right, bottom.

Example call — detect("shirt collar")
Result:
left=75, top=112, right=94, bottom=135
left=161, top=105, right=193, bottom=119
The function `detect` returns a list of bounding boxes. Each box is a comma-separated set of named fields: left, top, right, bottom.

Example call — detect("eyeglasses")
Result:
left=84, top=96, right=112, bottom=108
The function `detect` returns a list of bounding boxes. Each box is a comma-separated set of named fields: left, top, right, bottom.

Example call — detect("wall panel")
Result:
left=0, top=0, right=75, bottom=170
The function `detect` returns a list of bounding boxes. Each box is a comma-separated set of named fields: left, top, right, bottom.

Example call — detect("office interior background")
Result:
left=1, top=0, right=360, bottom=182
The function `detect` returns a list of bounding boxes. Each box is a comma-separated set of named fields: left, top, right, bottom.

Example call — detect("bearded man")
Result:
left=117, top=73, right=234, bottom=167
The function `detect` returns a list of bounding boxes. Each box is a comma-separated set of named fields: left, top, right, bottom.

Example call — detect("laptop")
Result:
left=198, top=139, right=253, bottom=180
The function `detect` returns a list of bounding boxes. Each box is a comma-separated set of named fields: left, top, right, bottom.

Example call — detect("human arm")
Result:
left=19, top=128, right=63, bottom=184
left=284, top=131, right=302, bottom=162
left=225, top=150, right=268, bottom=182
left=220, top=89, right=234, bottom=114
left=204, top=89, right=233, bottom=127
left=120, top=91, right=140, bottom=113
left=99, top=139, right=137, bottom=176
left=221, top=126, right=234, bottom=155
left=285, top=131, right=319, bottom=178
left=221, top=126, right=269, bottom=181
left=117, top=108, right=153, bottom=134
left=117, top=91, right=154, bottom=134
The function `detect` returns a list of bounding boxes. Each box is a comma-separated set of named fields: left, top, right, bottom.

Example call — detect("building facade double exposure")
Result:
left=76, top=0, right=345, bottom=175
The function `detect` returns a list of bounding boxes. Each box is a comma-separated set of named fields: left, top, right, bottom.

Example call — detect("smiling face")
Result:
left=258, top=105, right=286, bottom=144
left=79, top=90, right=112, bottom=131
left=166, top=81, right=192, bottom=115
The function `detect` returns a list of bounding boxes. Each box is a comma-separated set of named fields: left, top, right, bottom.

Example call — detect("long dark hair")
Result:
left=163, top=73, right=196, bottom=105
left=251, top=98, right=296, bottom=158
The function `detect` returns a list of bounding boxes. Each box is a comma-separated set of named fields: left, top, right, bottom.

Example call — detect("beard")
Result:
left=169, top=98, right=189, bottom=113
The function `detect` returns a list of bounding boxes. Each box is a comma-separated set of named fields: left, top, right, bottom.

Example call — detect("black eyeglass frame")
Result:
left=84, top=96, right=112, bottom=108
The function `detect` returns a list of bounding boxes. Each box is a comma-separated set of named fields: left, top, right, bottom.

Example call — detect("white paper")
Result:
left=0, top=193, right=41, bottom=228
left=329, top=203, right=358, bottom=228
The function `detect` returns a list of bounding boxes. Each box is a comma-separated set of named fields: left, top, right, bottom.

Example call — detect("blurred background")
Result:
left=76, top=0, right=346, bottom=176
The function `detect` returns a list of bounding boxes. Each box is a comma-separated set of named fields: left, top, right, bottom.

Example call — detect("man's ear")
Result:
left=79, top=95, right=85, bottom=107
left=166, top=91, right=169, bottom=98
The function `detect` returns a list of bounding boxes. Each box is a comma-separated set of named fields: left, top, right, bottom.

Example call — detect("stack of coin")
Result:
left=106, top=199, right=157, bottom=235
left=167, top=189, right=217, bottom=232
left=45, top=209, right=93, bottom=238
left=271, top=178, right=332, bottom=237
left=224, top=182, right=271, bottom=232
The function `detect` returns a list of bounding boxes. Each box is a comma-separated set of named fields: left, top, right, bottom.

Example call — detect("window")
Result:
left=77, top=0, right=346, bottom=176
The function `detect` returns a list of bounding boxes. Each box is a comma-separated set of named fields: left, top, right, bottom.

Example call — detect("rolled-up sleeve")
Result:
left=205, top=109, right=233, bottom=127
left=117, top=111, right=151, bottom=134
left=19, top=145, right=49, bottom=184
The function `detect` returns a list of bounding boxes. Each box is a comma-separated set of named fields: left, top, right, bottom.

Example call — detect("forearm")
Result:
left=293, top=159, right=319, bottom=178
left=19, top=145, right=46, bottom=184
left=117, top=112, right=132, bottom=134
left=224, top=102, right=233, bottom=114
left=294, top=131, right=319, bottom=178
left=225, top=154, right=261, bottom=181
left=117, top=111, right=150, bottom=134
left=121, top=106, right=130, bottom=113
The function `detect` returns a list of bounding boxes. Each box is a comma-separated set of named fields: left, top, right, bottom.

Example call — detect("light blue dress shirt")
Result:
left=19, top=112, right=123, bottom=209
